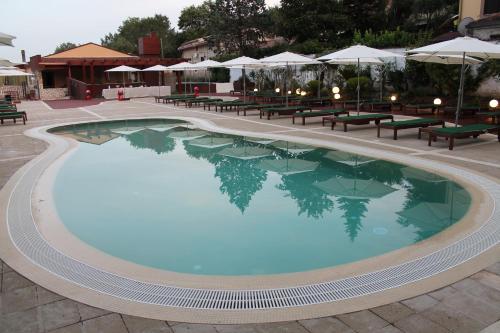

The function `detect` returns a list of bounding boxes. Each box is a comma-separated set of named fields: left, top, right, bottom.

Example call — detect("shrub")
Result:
left=345, top=76, right=372, bottom=99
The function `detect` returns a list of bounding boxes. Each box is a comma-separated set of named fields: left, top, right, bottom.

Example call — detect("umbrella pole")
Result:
left=158, top=71, right=161, bottom=97
left=243, top=67, right=246, bottom=103
left=455, top=52, right=466, bottom=127
left=285, top=61, right=289, bottom=107
left=208, top=68, right=211, bottom=97
left=357, top=58, right=360, bottom=116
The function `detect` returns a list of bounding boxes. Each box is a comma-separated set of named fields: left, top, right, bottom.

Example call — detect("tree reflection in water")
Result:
left=125, top=129, right=176, bottom=155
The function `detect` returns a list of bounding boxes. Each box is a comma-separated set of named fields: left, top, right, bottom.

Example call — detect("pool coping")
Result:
left=0, top=116, right=499, bottom=324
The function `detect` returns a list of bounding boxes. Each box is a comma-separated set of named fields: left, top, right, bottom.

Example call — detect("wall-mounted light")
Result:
left=489, top=99, right=499, bottom=108
left=332, top=87, right=340, bottom=94
left=433, top=98, right=442, bottom=106
left=334, top=93, right=341, bottom=100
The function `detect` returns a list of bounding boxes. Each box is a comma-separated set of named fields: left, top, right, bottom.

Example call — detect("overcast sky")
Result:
left=1, top=0, right=281, bottom=63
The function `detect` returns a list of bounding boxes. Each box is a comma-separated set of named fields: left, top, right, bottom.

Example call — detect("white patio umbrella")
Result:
left=142, top=65, right=169, bottom=97
left=189, top=60, right=222, bottom=96
left=0, top=69, right=33, bottom=76
left=317, top=45, right=402, bottom=114
left=260, top=52, right=321, bottom=106
left=105, top=65, right=140, bottom=86
left=166, top=62, right=194, bottom=94
left=0, top=32, right=16, bottom=47
left=407, top=37, right=500, bottom=126
left=406, top=53, right=483, bottom=65
left=221, top=56, right=262, bottom=102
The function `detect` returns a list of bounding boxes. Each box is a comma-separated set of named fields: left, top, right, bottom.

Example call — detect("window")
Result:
left=42, top=71, right=55, bottom=88
left=484, top=0, right=500, bottom=15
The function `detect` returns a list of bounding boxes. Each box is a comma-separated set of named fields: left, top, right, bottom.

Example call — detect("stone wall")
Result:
left=40, top=88, right=68, bottom=100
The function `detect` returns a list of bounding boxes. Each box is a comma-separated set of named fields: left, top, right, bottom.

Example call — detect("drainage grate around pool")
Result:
left=6, top=130, right=500, bottom=311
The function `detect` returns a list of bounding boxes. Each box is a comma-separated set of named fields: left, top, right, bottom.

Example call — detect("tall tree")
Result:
left=178, top=2, right=212, bottom=41
left=101, top=15, right=178, bottom=57
left=341, top=0, right=387, bottom=36
left=208, top=0, right=270, bottom=55
left=54, top=42, right=77, bottom=53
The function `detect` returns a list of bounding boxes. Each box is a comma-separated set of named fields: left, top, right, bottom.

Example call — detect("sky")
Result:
left=1, top=0, right=281, bottom=63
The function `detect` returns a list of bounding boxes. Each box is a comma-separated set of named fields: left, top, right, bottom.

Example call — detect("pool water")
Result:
left=51, top=119, right=471, bottom=276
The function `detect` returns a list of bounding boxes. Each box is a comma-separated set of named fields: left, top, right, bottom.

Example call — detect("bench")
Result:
left=377, top=118, right=445, bottom=140
left=327, top=114, right=394, bottom=131
left=403, top=104, right=437, bottom=115
left=237, top=104, right=283, bottom=116
left=260, top=106, right=313, bottom=120
left=293, top=109, right=348, bottom=125
left=427, top=124, right=500, bottom=150
left=0, top=111, right=27, bottom=125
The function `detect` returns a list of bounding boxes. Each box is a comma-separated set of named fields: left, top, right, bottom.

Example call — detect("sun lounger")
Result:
left=237, top=104, right=283, bottom=116
left=327, top=114, right=394, bottom=131
left=441, top=105, right=481, bottom=117
left=477, top=111, right=500, bottom=125
left=377, top=118, right=445, bottom=140
left=260, top=106, right=313, bottom=120
left=159, top=94, right=196, bottom=103
left=0, top=104, right=17, bottom=112
left=0, top=111, right=27, bottom=125
left=293, top=109, right=348, bottom=125
left=365, top=101, right=393, bottom=112
left=185, top=97, right=213, bottom=107
left=403, top=104, right=437, bottom=115
left=215, top=100, right=254, bottom=112
left=427, top=124, right=500, bottom=150
left=300, top=97, right=334, bottom=107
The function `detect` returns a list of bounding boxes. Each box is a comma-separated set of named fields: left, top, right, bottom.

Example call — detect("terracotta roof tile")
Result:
left=46, top=43, right=136, bottom=59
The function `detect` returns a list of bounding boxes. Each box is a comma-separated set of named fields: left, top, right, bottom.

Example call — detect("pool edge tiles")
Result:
left=0, top=117, right=499, bottom=324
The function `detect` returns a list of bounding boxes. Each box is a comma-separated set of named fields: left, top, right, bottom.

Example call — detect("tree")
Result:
left=54, top=42, right=77, bottom=53
left=101, top=15, right=178, bottom=57
left=341, top=0, right=387, bottom=36
left=178, top=2, right=212, bottom=41
left=207, top=0, right=270, bottom=55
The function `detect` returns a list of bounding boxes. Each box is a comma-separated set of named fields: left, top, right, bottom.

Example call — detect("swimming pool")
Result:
left=49, top=119, right=471, bottom=276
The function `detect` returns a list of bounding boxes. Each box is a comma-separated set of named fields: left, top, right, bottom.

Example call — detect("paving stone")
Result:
left=372, top=325, right=403, bottom=333
left=451, top=278, right=500, bottom=309
left=214, top=324, right=259, bottom=333
left=2, top=263, right=13, bottom=274
left=36, top=286, right=65, bottom=305
left=441, top=291, right=500, bottom=325
left=427, top=286, right=459, bottom=301
left=299, top=316, right=354, bottom=333
left=122, top=314, right=172, bottom=333
left=485, top=263, right=500, bottom=275
left=76, top=302, right=110, bottom=321
left=471, top=271, right=500, bottom=292
left=421, top=303, right=486, bottom=333
left=48, top=323, right=84, bottom=333
left=171, top=323, right=218, bottom=333
left=82, top=313, right=128, bottom=333
left=371, top=302, right=415, bottom=323
left=0, top=285, right=38, bottom=314
left=401, top=294, right=439, bottom=312
left=337, top=310, right=389, bottom=333
left=254, top=321, right=310, bottom=333
left=480, top=320, right=500, bottom=333
left=167, top=321, right=183, bottom=326
left=40, top=299, right=81, bottom=332
left=2, top=271, right=34, bottom=292
left=0, top=307, right=42, bottom=333
left=394, top=314, right=449, bottom=333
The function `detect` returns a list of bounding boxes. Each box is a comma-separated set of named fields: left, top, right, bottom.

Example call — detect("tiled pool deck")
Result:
left=0, top=99, right=499, bottom=332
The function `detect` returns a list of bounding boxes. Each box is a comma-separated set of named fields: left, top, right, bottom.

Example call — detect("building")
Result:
left=458, top=0, right=500, bottom=41
left=177, top=37, right=217, bottom=63
left=29, top=33, right=184, bottom=100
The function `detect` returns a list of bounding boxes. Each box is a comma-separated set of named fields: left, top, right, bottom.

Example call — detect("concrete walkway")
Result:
left=0, top=99, right=499, bottom=333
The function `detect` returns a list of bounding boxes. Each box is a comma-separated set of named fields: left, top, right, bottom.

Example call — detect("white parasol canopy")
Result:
left=407, top=37, right=500, bottom=126
left=221, top=56, right=264, bottom=101
left=0, top=69, right=33, bottom=76
left=317, top=45, right=402, bottom=114
left=330, top=57, right=384, bottom=65
left=0, top=32, right=16, bottom=47
left=166, top=62, right=194, bottom=94
left=407, top=53, right=483, bottom=65
left=187, top=60, right=223, bottom=96
left=105, top=65, right=140, bottom=72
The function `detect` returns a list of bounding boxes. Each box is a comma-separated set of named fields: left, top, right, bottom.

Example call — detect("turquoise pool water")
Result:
left=51, top=119, right=471, bottom=276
